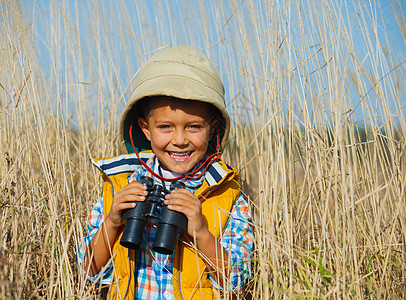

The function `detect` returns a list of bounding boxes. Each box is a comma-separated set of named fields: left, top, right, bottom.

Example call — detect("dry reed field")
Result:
left=1, top=0, right=405, bottom=299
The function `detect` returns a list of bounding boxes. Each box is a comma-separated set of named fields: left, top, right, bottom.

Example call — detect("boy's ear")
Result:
left=209, top=118, right=219, bottom=140
left=138, top=118, right=151, bottom=141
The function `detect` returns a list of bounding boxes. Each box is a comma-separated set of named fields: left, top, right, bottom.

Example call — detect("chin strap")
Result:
left=129, top=120, right=222, bottom=182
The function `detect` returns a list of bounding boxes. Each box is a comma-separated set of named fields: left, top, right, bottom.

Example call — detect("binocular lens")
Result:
left=120, top=218, right=146, bottom=250
left=152, top=223, right=178, bottom=255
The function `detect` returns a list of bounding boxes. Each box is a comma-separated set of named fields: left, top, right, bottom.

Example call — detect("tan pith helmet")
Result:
left=119, top=45, right=230, bottom=154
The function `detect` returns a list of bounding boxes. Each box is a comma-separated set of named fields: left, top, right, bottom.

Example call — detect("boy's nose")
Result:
left=172, top=130, right=188, bottom=146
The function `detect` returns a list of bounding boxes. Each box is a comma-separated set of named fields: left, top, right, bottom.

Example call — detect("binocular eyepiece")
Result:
left=120, top=176, right=187, bottom=255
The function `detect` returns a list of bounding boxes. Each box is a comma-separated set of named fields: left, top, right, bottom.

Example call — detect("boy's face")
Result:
left=138, top=99, right=216, bottom=174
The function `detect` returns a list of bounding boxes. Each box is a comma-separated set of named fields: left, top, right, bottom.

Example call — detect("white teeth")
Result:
left=170, top=152, right=190, bottom=157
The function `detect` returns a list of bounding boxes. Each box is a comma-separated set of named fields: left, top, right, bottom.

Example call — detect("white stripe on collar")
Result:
left=91, top=152, right=154, bottom=176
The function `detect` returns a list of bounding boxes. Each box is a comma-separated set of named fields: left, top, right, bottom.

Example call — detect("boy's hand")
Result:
left=106, top=182, right=148, bottom=229
left=164, top=189, right=208, bottom=240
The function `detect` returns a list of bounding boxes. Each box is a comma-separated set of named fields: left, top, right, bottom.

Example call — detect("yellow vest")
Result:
left=92, top=153, right=240, bottom=299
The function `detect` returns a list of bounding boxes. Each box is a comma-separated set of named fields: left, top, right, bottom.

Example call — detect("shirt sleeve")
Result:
left=77, top=198, right=114, bottom=284
left=209, top=193, right=254, bottom=291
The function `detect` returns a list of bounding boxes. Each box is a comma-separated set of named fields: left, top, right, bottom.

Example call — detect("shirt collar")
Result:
left=146, top=155, right=205, bottom=189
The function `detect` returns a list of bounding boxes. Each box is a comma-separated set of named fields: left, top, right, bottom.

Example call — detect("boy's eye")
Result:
left=189, top=124, right=202, bottom=130
left=158, top=125, right=171, bottom=129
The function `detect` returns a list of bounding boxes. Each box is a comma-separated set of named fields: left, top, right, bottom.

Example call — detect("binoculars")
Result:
left=120, top=176, right=187, bottom=255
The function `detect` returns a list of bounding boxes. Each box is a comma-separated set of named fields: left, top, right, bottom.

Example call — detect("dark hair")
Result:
left=135, top=96, right=221, bottom=121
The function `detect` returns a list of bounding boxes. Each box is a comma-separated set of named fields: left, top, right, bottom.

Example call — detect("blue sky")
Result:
left=21, top=0, right=406, bottom=127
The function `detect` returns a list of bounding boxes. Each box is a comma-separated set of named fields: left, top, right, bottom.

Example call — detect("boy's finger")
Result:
left=119, top=187, right=148, bottom=197
left=123, top=182, right=148, bottom=191
left=117, top=202, right=137, bottom=211
left=164, top=195, right=201, bottom=209
left=121, top=194, right=146, bottom=202
left=166, top=188, right=195, bottom=200
left=114, top=190, right=148, bottom=205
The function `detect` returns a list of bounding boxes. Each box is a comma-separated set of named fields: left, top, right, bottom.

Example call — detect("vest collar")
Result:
left=91, top=151, right=154, bottom=177
left=91, top=151, right=237, bottom=189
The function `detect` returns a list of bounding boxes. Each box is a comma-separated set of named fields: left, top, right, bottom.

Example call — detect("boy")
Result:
left=78, top=46, right=253, bottom=299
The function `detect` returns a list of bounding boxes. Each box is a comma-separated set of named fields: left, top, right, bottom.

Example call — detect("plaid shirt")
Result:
left=78, top=156, right=253, bottom=299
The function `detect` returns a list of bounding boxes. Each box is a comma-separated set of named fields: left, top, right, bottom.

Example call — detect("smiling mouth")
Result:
left=167, top=151, right=193, bottom=161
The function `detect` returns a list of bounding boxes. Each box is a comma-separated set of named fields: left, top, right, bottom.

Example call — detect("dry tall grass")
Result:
left=1, top=0, right=405, bottom=299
